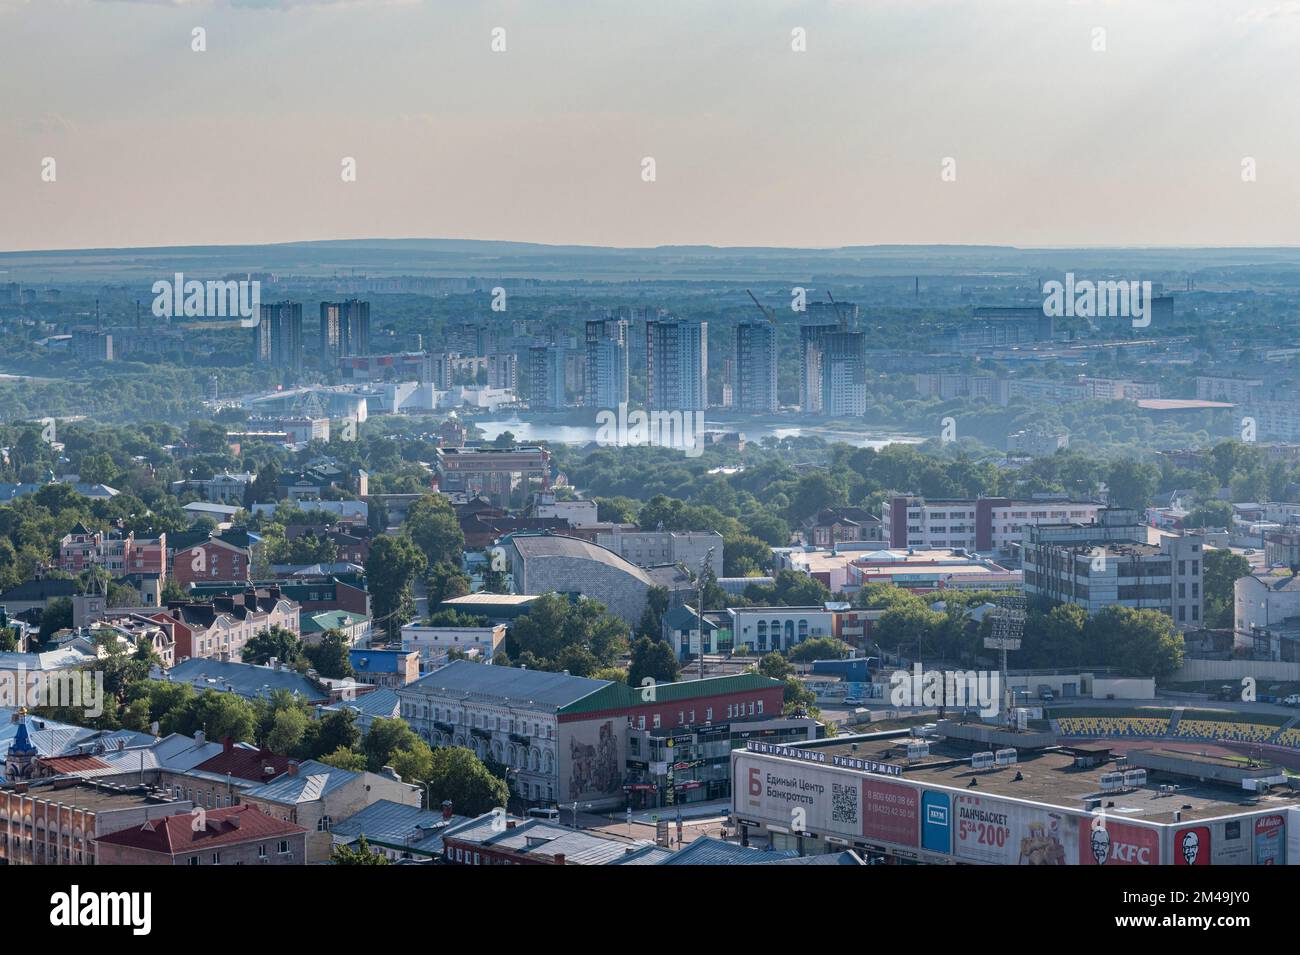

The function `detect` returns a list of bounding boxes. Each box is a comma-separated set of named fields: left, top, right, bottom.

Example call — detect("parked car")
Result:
left=1283, top=694, right=1300, bottom=707
left=842, top=696, right=865, bottom=706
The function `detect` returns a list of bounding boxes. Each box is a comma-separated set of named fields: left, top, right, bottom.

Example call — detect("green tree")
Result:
left=302, top=629, right=355, bottom=680
left=627, top=636, right=679, bottom=687
left=366, top=534, right=427, bottom=640
left=266, top=706, right=309, bottom=755
left=405, top=494, right=465, bottom=566
left=426, top=560, right=471, bottom=607
left=362, top=717, right=425, bottom=773
left=788, top=637, right=849, bottom=662
left=171, top=690, right=257, bottom=743
left=1203, top=548, right=1251, bottom=629
left=757, top=652, right=793, bottom=680
left=318, top=745, right=367, bottom=772
left=243, top=626, right=303, bottom=667
left=300, top=709, right=360, bottom=761
left=1106, top=458, right=1159, bottom=511
left=331, top=834, right=391, bottom=864
left=1086, top=606, right=1185, bottom=680
left=426, top=746, right=509, bottom=816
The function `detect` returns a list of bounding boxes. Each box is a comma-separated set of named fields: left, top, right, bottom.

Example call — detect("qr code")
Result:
left=831, top=782, right=858, bottom=825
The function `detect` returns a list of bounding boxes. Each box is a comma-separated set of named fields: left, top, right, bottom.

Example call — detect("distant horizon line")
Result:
left=5, top=237, right=1300, bottom=258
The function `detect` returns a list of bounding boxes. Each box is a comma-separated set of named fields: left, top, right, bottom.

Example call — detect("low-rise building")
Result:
left=59, top=523, right=166, bottom=578
left=349, top=648, right=421, bottom=688
left=95, top=804, right=306, bottom=866
left=161, top=658, right=329, bottom=705
left=239, top=758, right=421, bottom=863
left=330, top=798, right=470, bottom=862
left=0, top=758, right=190, bottom=865
left=400, top=622, right=507, bottom=666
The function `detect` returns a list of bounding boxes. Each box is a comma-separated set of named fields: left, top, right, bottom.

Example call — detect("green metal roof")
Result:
left=302, top=609, right=368, bottom=633
left=558, top=673, right=782, bottom=718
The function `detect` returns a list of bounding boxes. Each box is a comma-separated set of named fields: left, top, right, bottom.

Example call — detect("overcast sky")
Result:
left=2, top=0, right=1299, bottom=251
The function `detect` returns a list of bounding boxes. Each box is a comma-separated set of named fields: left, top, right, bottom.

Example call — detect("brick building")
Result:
left=59, top=523, right=167, bottom=578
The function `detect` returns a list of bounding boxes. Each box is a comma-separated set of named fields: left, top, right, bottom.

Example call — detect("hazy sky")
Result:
left=3, top=0, right=1300, bottom=251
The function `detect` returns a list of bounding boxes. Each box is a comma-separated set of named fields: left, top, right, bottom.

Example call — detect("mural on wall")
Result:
left=569, top=719, right=621, bottom=798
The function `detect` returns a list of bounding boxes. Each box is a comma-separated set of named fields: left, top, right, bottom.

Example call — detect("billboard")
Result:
left=1080, top=818, right=1160, bottom=866
left=1210, top=818, right=1251, bottom=865
left=921, top=791, right=951, bottom=855
left=734, top=754, right=918, bottom=847
left=735, top=754, right=864, bottom=840
left=863, top=778, right=918, bottom=847
left=954, top=795, right=1077, bottom=865
left=1254, top=814, right=1286, bottom=866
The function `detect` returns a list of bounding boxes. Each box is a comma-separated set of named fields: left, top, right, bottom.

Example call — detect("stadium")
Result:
left=731, top=712, right=1300, bottom=866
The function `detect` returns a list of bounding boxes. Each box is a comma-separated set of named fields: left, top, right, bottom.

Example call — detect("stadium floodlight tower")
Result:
left=983, top=593, right=1026, bottom=724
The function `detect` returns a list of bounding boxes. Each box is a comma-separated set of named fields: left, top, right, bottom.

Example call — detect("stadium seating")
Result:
left=1055, top=716, right=1170, bottom=738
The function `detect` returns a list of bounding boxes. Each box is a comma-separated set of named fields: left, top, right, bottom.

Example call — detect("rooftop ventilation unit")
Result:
left=994, top=748, right=1018, bottom=767
left=1122, top=769, right=1147, bottom=788
left=1100, top=772, right=1126, bottom=792
left=906, top=742, right=930, bottom=761
left=971, top=751, right=995, bottom=771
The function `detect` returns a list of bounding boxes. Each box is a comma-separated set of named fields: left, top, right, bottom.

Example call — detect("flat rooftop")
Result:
left=2, top=780, right=180, bottom=813
left=797, top=730, right=1298, bottom=823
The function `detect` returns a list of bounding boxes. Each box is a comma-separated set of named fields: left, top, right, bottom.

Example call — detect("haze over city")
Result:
left=4, top=0, right=1300, bottom=251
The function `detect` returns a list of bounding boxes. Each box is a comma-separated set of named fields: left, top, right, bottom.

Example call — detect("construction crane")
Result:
left=825, top=290, right=848, bottom=330
left=746, top=289, right=776, bottom=325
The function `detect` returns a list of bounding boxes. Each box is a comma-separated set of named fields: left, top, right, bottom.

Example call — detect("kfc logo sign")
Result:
left=1082, top=819, right=1160, bottom=865
left=1174, top=826, right=1211, bottom=866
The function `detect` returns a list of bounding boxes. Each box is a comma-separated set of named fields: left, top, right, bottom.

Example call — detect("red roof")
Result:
left=195, top=745, right=293, bottom=783
left=39, top=754, right=111, bottom=774
left=96, top=804, right=304, bottom=856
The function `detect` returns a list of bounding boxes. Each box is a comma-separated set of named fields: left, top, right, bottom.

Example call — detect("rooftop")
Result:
left=406, top=659, right=611, bottom=709
left=96, top=804, right=304, bottom=855
left=784, top=729, right=1297, bottom=823
left=0, top=778, right=181, bottom=812
left=241, top=759, right=357, bottom=805
left=509, top=534, right=657, bottom=586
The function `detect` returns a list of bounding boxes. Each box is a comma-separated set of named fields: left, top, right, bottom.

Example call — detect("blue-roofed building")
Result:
left=4, top=714, right=37, bottom=781
left=240, top=758, right=421, bottom=864
left=330, top=799, right=471, bottom=861
left=349, top=647, right=420, bottom=688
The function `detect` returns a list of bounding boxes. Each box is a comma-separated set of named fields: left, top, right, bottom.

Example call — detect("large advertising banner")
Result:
left=1080, top=818, right=1160, bottom=866
left=862, top=778, right=919, bottom=847
left=1210, top=818, right=1251, bottom=865
left=1254, top=814, right=1286, bottom=866
left=734, top=755, right=863, bottom=840
left=921, top=791, right=951, bottom=855
left=954, top=795, right=1077, bottom=865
